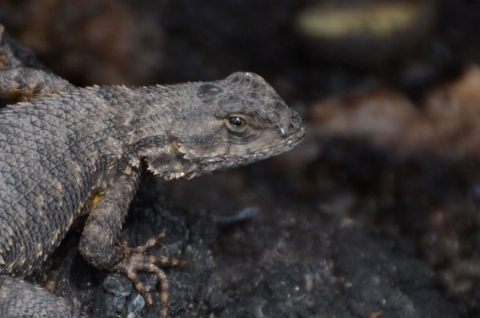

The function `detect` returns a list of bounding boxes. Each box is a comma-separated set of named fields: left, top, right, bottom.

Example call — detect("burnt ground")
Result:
left=2, top=0, right=480, bottom=317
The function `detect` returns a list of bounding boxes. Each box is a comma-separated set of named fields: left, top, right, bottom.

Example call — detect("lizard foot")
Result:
left=114, top=233, right=186, bottom=318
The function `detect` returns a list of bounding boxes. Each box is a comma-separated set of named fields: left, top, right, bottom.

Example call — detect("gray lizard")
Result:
left=0, top=26, right=305, bottom=317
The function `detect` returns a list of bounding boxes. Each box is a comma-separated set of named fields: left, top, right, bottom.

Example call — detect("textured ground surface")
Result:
left=43, top=177, right=469, bottom=317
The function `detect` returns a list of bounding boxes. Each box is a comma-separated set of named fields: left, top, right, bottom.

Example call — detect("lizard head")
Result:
left=139, top=72, right=305, bottom=180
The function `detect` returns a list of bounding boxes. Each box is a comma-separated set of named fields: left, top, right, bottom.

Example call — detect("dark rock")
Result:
left=103, top=274, right=133, bottom=297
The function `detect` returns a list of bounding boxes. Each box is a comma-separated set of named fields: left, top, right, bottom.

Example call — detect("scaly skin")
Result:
left=0, top=27, right=305, bottom=318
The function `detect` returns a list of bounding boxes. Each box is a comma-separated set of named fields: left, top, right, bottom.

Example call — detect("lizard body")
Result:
left=0, top=27, right=304, bottom=317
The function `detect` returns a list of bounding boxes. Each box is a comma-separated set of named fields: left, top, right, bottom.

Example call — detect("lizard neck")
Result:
left=98, top=85, right=195, bottom=179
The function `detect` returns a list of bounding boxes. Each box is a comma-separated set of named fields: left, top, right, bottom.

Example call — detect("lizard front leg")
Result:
left=79, top=168, right=185, bottom=318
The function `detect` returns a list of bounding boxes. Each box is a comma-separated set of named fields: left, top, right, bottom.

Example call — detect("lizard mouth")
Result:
left=270, top=126, right=305, bottom=156
left=288, top=126, right=306, bottom=144
left=228, top=124, right=306, bottom=165
left=180, top=124, right=306, bottom=180
left=278, top=122, right=305, bottom=152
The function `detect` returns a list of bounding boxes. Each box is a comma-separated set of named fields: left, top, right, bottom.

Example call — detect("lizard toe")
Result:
left=113, top=234, right=186, bottom=317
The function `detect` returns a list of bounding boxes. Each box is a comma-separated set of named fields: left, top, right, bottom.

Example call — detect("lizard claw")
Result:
left=113, top=233, right=186, bottom=318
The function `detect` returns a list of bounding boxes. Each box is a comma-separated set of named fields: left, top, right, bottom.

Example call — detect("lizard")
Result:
left=0, top=26, right=305, bottom=317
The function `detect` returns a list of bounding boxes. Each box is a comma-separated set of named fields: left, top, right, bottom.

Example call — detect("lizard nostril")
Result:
left=289, top=123, right=299, bottom=134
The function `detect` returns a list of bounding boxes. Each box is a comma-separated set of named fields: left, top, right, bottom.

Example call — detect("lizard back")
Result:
left=0, top=88, right=127, bottom=275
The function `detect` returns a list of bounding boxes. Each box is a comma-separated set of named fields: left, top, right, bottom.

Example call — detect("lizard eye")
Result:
left=229, top=116, right=246, bottom=127
left=225, top=115, right=248, bottom=133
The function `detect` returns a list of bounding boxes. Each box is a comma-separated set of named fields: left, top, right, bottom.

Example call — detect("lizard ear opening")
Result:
left=197, top=84, right=224, bottom=102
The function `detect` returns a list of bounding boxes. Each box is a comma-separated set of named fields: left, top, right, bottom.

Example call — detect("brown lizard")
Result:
left=0, top=26, right=305, bottom=317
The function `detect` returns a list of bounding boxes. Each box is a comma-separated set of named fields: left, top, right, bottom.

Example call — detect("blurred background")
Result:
left=2, top=0, right=480, bottom=315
